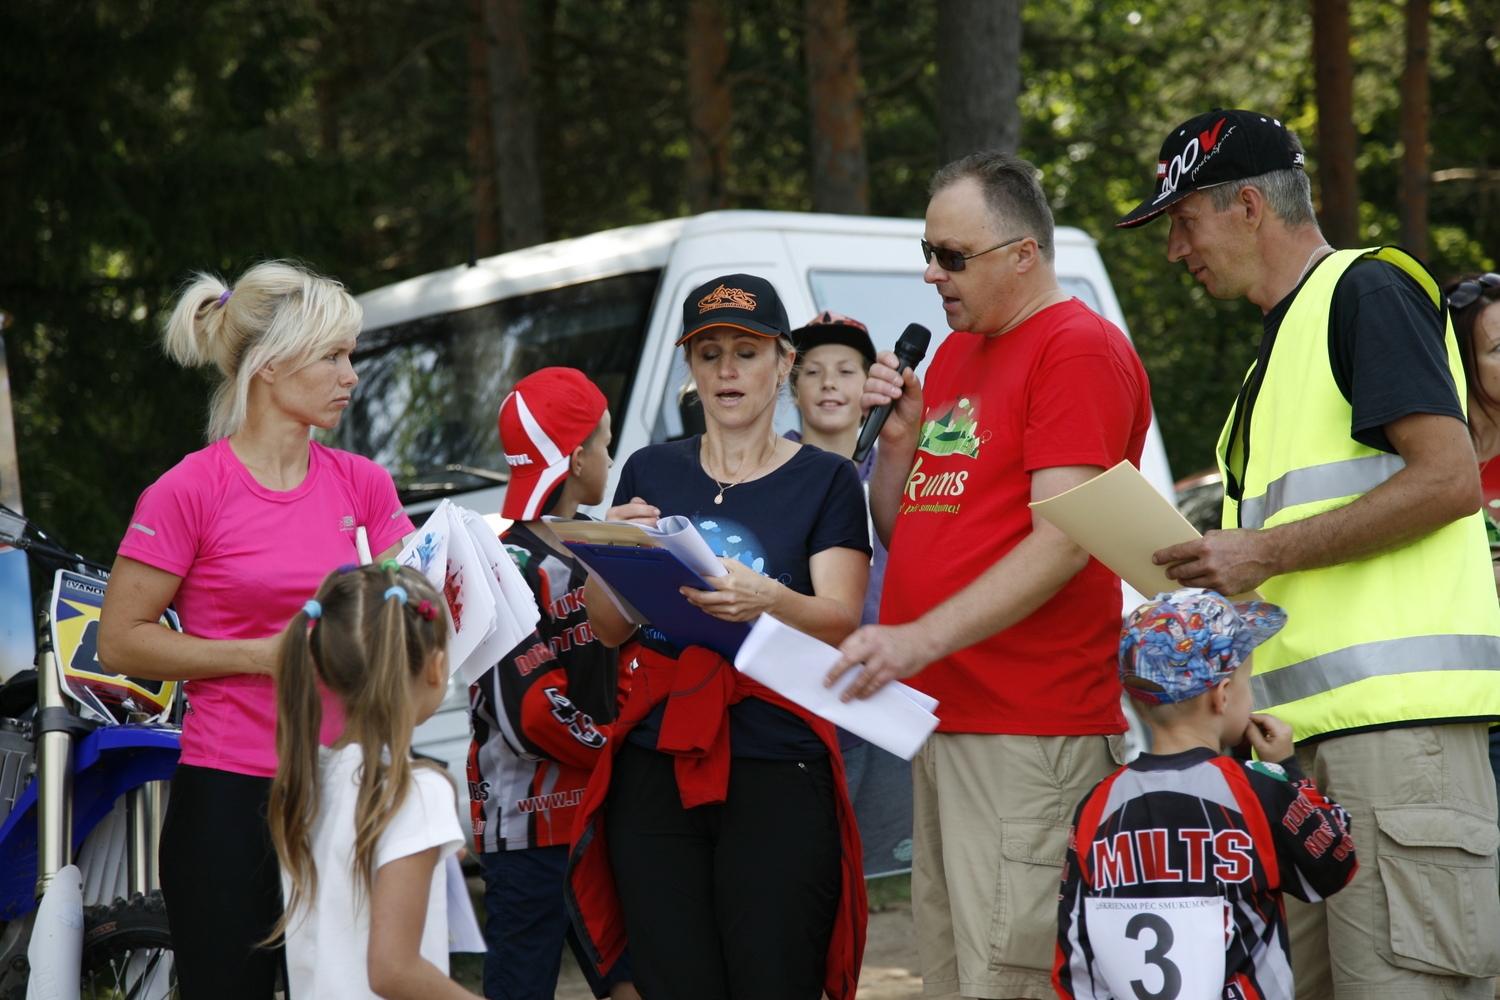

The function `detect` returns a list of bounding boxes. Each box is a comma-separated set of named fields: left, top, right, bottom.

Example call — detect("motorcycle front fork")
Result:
left=35, top=627, right=166, bottom=902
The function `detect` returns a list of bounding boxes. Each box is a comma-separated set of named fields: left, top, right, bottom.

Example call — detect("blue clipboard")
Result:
left=563, top=542, right=750, bottom=660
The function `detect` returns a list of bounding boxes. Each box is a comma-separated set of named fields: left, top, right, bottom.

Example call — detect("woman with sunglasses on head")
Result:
left=1448, top=272, right=1500, bottom=591
left=568, top=274, right=871, bottom=1000
left=1446, top=271, right=1500, bottom=814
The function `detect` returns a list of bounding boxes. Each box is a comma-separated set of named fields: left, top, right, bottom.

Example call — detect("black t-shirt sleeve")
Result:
left=1328, top=258, right=1464, bottom=453
left=808, top=456, right=873, bottom=558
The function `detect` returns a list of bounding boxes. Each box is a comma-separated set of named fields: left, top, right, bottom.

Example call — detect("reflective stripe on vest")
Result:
left=1240, top=453, right=1407, bottom=529
left=1251, top=633, right=1500, bottom=707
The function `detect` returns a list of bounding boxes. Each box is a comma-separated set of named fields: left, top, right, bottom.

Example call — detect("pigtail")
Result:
left=162, top=272, right=230, bottom=370
left=347, top=567, right=420, bottom=903
left=265, top=593, right=330, bottom=942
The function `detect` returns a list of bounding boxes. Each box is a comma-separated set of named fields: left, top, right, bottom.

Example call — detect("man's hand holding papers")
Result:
left=735, top=614, right=939, bottom=760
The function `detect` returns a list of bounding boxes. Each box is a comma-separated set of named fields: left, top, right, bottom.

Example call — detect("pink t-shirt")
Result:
left=118, top=439, right=415, bottom=777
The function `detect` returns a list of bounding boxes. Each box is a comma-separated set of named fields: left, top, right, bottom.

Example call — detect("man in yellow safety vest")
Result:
left=1122, top=109, right=1500, bottom=1000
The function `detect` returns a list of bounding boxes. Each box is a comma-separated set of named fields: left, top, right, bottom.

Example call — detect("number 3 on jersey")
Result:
left=1084, top=896, right=1226, bottom=1000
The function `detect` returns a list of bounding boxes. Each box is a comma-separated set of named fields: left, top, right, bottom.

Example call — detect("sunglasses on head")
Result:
left=1448, top=273, right=1500, bottom=311
left=920, top=235, right=1032, bottom=272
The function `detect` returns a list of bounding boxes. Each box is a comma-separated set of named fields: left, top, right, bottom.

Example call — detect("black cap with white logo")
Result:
left=1116, top=109, right=1306, bottom=228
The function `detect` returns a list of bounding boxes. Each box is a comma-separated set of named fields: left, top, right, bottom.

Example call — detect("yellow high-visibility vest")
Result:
left=1217, top=246, right=1500, bottom=742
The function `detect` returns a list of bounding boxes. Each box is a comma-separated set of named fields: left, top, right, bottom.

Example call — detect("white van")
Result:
left=340, top=210, right=1175, bottom=777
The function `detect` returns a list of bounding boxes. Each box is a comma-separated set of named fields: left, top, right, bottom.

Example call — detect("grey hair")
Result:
left=163, top=261, right=362, bottom=440
left=928, top=151, right=1056, bottom=263
left=1203, top=130, right=1316, bottom=228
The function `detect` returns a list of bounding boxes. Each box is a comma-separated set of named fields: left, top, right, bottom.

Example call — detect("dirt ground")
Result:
left=453, top=875, right=927, bottom=999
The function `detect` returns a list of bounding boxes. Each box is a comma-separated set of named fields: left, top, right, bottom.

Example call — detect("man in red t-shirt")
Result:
left=828, top=152, right=1152, bottom=1000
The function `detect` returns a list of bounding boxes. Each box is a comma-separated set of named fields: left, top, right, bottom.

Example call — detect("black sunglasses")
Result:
left=1448, top=273, right=1500, bottom=311
left=920, top=235, right=1031, bottom=271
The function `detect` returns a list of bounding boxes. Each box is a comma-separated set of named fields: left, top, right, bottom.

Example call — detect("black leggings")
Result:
left=606, top=743, right=842, bottom=1000
left=158, top=764, right=284, bottom=1000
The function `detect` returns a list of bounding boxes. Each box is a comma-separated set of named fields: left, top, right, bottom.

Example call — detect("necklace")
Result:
left=706, top=439, right=779, bottom=504
left=1296, top=244, right=1333, bottom=286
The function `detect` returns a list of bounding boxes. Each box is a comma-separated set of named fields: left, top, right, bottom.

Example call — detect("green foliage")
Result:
left=2, top=0, right=1498, bottom=559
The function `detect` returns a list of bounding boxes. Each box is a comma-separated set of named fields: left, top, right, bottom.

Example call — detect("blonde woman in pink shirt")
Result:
left=98, top=261, right=414, bottom=1000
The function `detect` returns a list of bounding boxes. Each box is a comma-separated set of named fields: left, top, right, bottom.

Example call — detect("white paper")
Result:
left=544, top=515, right=728, bottom=579
left=651, top=515, right=728, bottom=578
left=444, top=853, right=486, bottom=953
left=733, top=615, right=940, bottom=760
left=399, top=500, right=543, bottom=684
left=456, top=507, right=541, bottom=683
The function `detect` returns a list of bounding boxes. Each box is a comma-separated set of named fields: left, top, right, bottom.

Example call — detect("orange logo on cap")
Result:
left=698, top=285, right=758, bottom=314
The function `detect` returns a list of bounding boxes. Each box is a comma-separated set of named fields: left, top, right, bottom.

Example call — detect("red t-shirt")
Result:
left=880, top=298, right=1153, bottom=735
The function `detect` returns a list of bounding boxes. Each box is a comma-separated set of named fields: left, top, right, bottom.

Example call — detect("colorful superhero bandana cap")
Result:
left=1119, top=588, right=1287, bottom=705
left=1116, top=109, right=1306, bottom=228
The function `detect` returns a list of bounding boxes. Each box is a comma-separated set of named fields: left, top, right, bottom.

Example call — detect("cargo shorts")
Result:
left=1287, top=723, right=1500, bottom=1000
left=911, top=731, right=1116, bottom=999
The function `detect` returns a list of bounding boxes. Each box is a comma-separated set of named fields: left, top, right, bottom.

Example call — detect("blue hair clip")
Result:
left=336, top=563, right=358, bottom=574
left=303, top=599, right=322, bottom=620
left=383, top=585, right=409, bottom=604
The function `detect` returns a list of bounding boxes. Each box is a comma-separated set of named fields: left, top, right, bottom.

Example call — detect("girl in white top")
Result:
left=268, top=562, right=476, bottom=1000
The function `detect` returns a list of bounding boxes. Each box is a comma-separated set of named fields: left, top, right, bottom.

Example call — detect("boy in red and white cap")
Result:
left=467, top=367, right=638, bottom=1000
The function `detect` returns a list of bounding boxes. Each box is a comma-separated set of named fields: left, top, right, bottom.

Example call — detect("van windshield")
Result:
left=329, top=270, right=660, bottom=503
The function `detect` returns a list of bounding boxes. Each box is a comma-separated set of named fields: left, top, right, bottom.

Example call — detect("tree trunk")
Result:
left=1399, top=0, right=1430, bottom=260
left=1312, top=0, right=1360, bottom=248
left=935, top=0, right=1021, bottom=161
left=468, top=0, right=500, bottom=260
left=686, top=0, right=731, bottom=213
left=804, top=0, right=868, bottom=214
left=481, top=0, right=546, bottom=250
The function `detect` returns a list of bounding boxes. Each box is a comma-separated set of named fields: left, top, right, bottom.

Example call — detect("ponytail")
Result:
left=267, top=598, right=330, bottom=936
left=265, top=564, right=447, bottom=941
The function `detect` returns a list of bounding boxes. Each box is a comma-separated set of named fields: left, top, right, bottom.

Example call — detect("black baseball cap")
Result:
left=790, top=311, right=877, bottom=366
left=1116, top=109, right=1307, bottom=228
left=677, top=273, right=791, bottom=345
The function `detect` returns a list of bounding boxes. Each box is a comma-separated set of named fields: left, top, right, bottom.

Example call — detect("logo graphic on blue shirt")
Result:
left=694, top=517, right=770, bottom=577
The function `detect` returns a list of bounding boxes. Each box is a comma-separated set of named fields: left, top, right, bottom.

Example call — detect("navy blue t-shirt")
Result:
left=617, top=435, right=871, bottom=759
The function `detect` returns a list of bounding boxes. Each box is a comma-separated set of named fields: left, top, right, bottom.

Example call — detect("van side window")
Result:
left=330, top=270, right=661, bottom=503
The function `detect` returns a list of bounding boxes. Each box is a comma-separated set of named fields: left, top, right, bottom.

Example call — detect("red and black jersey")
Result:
left=467, top=523, right=630, bottom=852
left=1055, top=747, right=1357, bottom=1000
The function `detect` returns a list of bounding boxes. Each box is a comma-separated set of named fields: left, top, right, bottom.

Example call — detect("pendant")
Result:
left=714, top=494, right=723, bottom=504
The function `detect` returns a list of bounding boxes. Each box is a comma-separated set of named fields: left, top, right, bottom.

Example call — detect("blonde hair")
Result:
left=163, top=260, right=362, bottom=440
left=267, top=564, right=449, bottom=939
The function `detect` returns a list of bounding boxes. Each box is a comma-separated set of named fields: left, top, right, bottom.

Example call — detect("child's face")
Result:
left=1217, top=657, right=1255, bottom=748
left=574, top=411, right=613, bottom=507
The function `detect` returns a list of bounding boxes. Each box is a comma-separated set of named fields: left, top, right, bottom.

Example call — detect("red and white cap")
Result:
left=498, top=368, right=608, bottom=521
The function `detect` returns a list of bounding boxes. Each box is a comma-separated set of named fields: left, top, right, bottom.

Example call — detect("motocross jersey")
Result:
left=1054, top=747, right=1357, bottom=1000
left=466, top=523, right=628, bottom=852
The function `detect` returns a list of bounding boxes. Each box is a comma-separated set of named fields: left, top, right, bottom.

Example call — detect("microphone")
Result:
left=853, top=323, right=931, bottom=464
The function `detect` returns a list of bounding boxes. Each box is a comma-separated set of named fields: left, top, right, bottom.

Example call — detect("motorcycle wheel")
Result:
left=80, top=892, right=176, bottom=999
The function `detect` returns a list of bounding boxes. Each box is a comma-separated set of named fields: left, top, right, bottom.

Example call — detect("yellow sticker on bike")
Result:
left=50, top=569, right=180, bottom=725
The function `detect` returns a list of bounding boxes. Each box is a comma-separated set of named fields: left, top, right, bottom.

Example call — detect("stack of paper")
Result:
left=398, top=499, right=541, bottom=683
left=733, top=615, right=940, bottom=760
left=543, top=515, right=728, bottom=579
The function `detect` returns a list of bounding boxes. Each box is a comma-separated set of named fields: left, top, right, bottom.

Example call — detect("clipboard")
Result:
left=562, top=542, right=751, bottom=660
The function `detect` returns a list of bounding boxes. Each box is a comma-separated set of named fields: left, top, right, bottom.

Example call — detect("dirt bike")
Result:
left=0, top=504, right=181, bottom=999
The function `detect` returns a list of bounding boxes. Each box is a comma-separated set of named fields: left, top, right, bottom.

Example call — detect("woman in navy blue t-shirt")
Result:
left=583, top=273, right=870, bottom=999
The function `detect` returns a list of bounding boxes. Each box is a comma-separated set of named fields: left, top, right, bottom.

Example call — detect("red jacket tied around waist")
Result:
left=564, top=643, right=867, bottom=999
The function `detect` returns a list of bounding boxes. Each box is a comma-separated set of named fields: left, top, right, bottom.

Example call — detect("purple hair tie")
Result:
left=215, top=289, right=232, bottom=309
